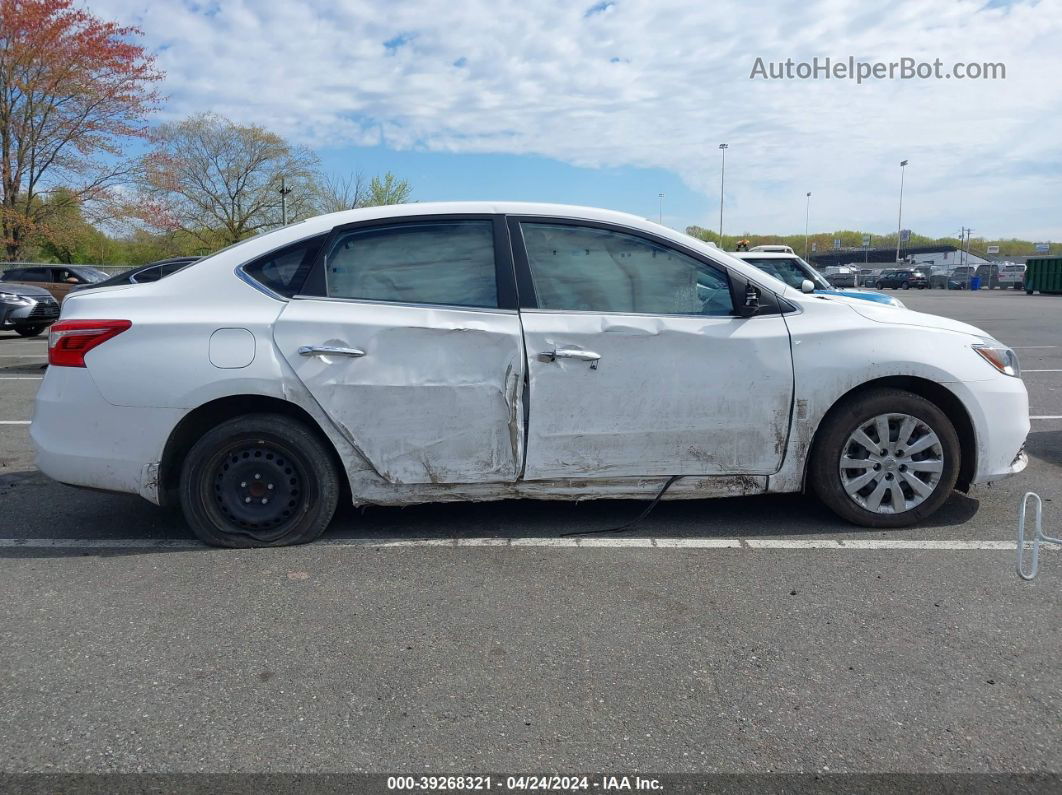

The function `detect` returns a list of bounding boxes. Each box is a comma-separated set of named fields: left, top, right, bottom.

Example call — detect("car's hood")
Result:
left=0, top=282, right=53, bottom=298
left=847, top=301, right=990, bottom=338
left=821, top=288, right=902, bottom=307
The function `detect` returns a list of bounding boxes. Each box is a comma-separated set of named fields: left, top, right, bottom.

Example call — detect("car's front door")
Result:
left=272, top=216, right=526, bottom=485
left=511, top=219, right=794, bottom=480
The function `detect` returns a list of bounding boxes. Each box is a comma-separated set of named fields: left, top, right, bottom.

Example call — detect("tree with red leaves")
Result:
left=0, top=0, right=162, bottom=258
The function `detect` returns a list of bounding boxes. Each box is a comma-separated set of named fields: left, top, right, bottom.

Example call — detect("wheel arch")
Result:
left=804, top=376, right=977, bottom=493
left=158, top=394, right=348, bottom=507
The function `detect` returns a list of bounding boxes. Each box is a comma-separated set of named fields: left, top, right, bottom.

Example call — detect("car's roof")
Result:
left=300, top=201, right=654, bottom=228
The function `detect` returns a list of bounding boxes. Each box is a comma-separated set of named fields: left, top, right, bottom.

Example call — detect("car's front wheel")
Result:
left=15, top=325, right=44, bottom=337
left=809, top=389, right=960, bottom=527
left=179, top=413, right=340, bottom=547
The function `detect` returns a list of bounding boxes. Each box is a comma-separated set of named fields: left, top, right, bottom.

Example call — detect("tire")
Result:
left=809, top=388, right=960, bottom=528
left=179, top=413, right=340, bottom=548
left=876, top=282, right=885, bottom=289
left=901, top=281, right=910, bottom=290
left=1026, top=288, right=1034, bottom=295
left=15, top=325, right=44, bottom=337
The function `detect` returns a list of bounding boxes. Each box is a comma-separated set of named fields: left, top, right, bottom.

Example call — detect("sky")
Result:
left=93, top=0, right=1062, bottom=240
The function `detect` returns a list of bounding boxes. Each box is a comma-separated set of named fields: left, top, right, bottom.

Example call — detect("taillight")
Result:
left=48, top=320, right=131, bottom=367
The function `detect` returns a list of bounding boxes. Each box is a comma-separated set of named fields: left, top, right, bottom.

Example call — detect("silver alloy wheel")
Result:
left=838, top=412, right=945, bottom=514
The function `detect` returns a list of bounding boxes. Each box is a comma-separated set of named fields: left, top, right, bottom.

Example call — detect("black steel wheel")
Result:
left=179, top=413, right=340, bottom=547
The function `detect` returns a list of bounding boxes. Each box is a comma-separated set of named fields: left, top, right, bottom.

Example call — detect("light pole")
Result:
left=804, top=192, right=811, bottom=259
left=718, top=143, right=728, bottom=245
left=279, top=176, right=293, bottom=225
left=895, top=159, right=908, bottom=263
left=658, top=193, right=664, bottom=225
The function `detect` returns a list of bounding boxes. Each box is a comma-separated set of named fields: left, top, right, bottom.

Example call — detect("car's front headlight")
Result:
left=0, top=291, right=31, bottom=305
left=973, top=342, right=1021, bottom=378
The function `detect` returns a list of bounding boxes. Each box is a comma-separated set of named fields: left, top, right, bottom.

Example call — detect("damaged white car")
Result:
left=32, top=203, right=1029, bottom=547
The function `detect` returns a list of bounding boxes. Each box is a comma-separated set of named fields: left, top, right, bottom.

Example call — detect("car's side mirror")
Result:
left=800, top=279, right=815, bottom=294
left=735, top=280, right=761, bottom=318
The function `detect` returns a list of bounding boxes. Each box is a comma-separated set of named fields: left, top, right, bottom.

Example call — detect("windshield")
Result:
left=741, top=256, right=832, bottom=290
left=72, top=267, right=111, bottom=283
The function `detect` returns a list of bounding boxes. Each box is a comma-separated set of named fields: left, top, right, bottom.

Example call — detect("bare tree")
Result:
left=315, top=171, right=366, bottom=213
left=136, top=113, right=319, bottom=246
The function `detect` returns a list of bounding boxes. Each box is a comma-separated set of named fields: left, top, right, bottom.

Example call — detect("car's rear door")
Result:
left=510, top=217, right=794, bottom=480
left=272, top=215, right=526, bottom=485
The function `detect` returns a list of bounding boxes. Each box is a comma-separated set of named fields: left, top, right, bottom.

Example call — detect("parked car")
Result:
left=33, top=202, right=1029, bottom=547
left=71, top=257, right=201, bottom=293
left=0, top=283, right=60, bottom=336
left=975, top=263, right=1001, bottom=289
left=731, top=253, right=905, bottom=308
left=997, top=263, right=1027, bottom=290
left=748, top=244, right=795, bottom=254
left=929, top=268, right=965, bottom=290
left=822, top=265, right=859, bottom=288
left=1, top=264, right=111, bottom=301
left=875, top=269, right=928, bottom=289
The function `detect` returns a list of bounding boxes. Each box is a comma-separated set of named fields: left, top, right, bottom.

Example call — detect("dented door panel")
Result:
left=520, top=310, right=794, bottom=479
left=273, top=299, right=525, bottom=485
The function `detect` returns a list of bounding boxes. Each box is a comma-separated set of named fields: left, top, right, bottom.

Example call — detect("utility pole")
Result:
left=279, top=176, right=293, bottom=225
left=895, top=159, right=908, bottom=263
left=718, top=143, right=728, bottom=245
left=804, top=192, right=811, bottom=259
left=658, top=193, right=664, bottom=225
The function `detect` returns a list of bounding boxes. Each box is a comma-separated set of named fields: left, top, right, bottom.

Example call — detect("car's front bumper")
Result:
left=949, top=375, right=1030, bottom=484
left=0, top=297, right=60, bottom=329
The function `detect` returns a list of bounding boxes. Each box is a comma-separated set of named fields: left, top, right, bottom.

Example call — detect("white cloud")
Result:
left=96, top=0, right=1062, bottom=237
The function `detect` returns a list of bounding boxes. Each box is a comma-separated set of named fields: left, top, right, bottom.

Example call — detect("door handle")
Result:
left=297, top=345, right=366, bottom=358
left=541, top=348, right=601, bottom=369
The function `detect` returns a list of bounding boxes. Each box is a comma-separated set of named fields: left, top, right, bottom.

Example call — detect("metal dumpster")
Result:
left=1025, top=256, right=1062, bottom=295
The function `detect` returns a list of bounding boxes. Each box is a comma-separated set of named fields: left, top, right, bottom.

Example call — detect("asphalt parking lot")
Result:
left=1, top=289, right=1060, bottom=777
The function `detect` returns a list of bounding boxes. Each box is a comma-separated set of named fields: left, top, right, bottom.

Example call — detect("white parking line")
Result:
left=1031, top=415, right=1062, bottom=420
left=0, top=421, right=30, bottom=425
left=1025, top=369, right=1062, bottom=373
left=0, top=537, right=1054, bottom=551
left=0, top=377, right=42, bottom=380
left=1012, top=346, right=1059, bottom=349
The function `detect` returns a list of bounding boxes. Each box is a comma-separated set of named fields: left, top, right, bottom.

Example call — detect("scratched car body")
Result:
left=32, top=202, right=1030, bottom=547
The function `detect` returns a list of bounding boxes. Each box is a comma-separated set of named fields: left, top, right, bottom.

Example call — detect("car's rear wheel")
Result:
left=809, top=389, right=960, bottom=528
left=901, top=281, right=910, bottom=289
left=15, top=325, right=44, bottom=337
left=179, top=413, right=340, bottom=548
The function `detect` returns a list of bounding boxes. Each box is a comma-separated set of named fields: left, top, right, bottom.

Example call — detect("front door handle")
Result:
left=540, top=348, right=601, bottom=369
left=298, top=345, right=366, bottom=358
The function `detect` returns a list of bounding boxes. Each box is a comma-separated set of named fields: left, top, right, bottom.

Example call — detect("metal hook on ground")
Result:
left=1017, top=492, right=1062, bottom=580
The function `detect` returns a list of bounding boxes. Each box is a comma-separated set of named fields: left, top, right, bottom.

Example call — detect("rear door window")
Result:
left=321, top=221, right=498, bottom=308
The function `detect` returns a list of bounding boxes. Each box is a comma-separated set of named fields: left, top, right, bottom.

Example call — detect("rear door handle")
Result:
left=298, top=345, right=366, bottom=358
left=540, top=348, right=601, bottom=369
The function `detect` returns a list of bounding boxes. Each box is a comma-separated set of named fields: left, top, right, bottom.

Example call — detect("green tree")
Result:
left=364, top=171, right=412, bottom=206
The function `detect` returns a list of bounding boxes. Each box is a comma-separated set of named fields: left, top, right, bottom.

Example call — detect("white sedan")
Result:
left=32, top=203, right=1029, bottom=547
